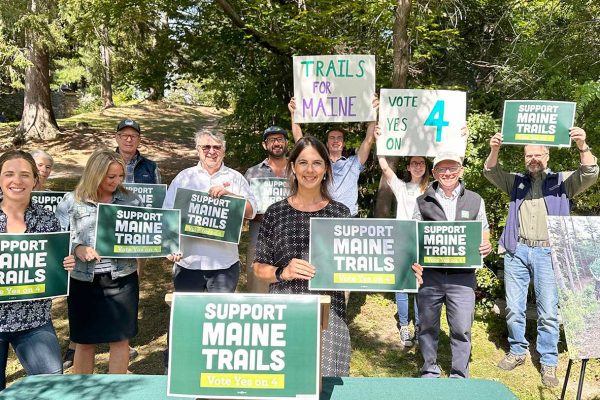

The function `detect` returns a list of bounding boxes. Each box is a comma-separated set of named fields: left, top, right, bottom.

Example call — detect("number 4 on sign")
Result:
left=424, top=100, right=449, bottom=142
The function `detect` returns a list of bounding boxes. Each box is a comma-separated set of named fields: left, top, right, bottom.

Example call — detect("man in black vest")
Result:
left=115, top=118, right=161, bottom=184
left=414, top=151, right=491, bottom=379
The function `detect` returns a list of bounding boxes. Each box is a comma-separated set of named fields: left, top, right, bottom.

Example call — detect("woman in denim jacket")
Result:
left=0, top=150, right=75, bottom=391
left=56, top=149, right=141, bottom=375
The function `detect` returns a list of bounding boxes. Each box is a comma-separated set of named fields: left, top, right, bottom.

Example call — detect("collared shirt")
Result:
left=0, top=203, right=59, bottom=332
left=244, top=159, right=281, bottom=181
left=330, top=155, right=365, bottom=216
left=484, top=162, right=599, bottom=241
left=124, top=152, right=141, bottom=183
left=163, top=162, right=257, bottom=270
left=412, top=184, right=489, bottom=231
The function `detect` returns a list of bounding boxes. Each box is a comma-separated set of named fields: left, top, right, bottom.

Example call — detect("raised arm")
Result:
left=378, top=155, right=397, bottom=185
left=288, top=97, right=304, bottom=143
left=571, top=127, right=596, bottom=166
left=485, top=132, right=503, bottom=170
left=356, top=94, right=379, bottom=164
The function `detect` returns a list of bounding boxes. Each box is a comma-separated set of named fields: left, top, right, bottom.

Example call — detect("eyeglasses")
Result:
left=434, top=166, right=461, bottom=174
left=199, top=145, right=223, bottom=152
left=410, top=161, right=426, bottom=167
left=525, top=153, right=548, bottom=160
left=118, top=133, right=140, bottom=141
left=265, top=137, right=286, bottom=144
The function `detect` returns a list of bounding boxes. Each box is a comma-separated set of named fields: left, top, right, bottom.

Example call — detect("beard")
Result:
left=267, top=147, right=286, bottom=158
left=526, top=160, right=545, bottom=174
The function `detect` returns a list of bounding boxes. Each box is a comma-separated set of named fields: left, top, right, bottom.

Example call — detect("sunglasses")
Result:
left=199, top=145, right=223, bottom=152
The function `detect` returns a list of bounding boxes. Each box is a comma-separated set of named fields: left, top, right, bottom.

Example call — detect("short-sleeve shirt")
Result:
left=330, top=155, right=364, bottom=216
left=0, top=203, right=60, bottom=332
left=387, top=174, right=422, bottom=220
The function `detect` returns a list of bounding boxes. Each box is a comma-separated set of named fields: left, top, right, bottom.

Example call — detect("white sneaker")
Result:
left=399, top=325, right=413, bottom=347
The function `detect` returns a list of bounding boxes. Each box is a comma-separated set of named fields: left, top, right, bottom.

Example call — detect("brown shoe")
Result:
left=498, top=352, right=526, bottom=370
left=541, top=365, right=559, bottom=387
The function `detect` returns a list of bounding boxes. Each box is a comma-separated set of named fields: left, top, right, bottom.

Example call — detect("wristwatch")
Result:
left=578, top=145, right=591, bottom=153
left=275, top=267, right=286, bottom=282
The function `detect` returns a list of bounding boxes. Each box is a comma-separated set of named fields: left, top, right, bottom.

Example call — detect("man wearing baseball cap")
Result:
left=244, top=126, right=289, bottom=292
left=413, top=151, right=492, bottom=379
left=115, top=118, right=161, bottom=184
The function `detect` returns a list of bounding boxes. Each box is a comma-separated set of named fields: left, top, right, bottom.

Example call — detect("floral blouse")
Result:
left=0, top=203, right=61, bottom=332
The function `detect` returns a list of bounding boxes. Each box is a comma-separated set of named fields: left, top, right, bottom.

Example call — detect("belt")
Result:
left=518, top=237, right=550, bottom=247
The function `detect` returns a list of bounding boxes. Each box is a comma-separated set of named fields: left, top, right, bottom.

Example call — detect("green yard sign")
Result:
left=168, top=293, right=320, bottom=399
left=248, top=178, right=289, bottom=214
left=31, top=191, right=67, bottom=213
left=174, top=188, right=246, bottom=244
left=95, top=204, right=180, bottom=258
left=123, top=183, right=167, bottom=208
left=501, top=100, right=576, bottom=147
left=418, top=221, right=483, bottom=268
left=309, top=218, right=418, bottom=292
left=0, top=232, right=70, bottom=302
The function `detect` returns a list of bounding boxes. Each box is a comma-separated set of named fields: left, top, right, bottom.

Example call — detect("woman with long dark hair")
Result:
left=254, top=136, right=423, bottom=376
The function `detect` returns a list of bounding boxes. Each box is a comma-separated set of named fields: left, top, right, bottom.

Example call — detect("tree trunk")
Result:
left=374, top=0, right=411, bottom=218
left=100, top=41, right=115, bottom=109
left=15, top=0, right=60, bottom=143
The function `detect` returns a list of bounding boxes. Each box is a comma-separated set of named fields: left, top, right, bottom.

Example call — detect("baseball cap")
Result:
left=433, top=151, right=463, bottom=169
left=263, top=126, right=288, bottom=141
left=116, top=119, right=141, bottom=134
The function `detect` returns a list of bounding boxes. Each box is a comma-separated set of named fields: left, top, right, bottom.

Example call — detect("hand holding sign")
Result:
left=412, top=263, right=423, bottom=286
left=63, top=255, right=75, bottom=272
left=489, top=132, right=503, bottom=150
left=283, top=259, right=316, bottom=281
left=479, top=240, right=492, bottom=257
left=75, top=245, right=101, bottom=263
left=570, top=127, right=587, bottom=149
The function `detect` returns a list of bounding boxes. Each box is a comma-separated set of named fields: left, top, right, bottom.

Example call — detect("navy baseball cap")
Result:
left=263, top=126, right=288, bottom=141
left=116, top=119, right=141, bottom=134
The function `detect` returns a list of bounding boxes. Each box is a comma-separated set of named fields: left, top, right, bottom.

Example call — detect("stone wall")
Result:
left=0, top=91, right=80, bottom=122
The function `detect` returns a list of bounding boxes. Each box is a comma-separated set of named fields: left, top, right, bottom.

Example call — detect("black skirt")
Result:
left=68, top=272, right=139, bottom=344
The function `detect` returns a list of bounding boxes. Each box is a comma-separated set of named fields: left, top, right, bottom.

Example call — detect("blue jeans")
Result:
left=504, top=243, right=558, bottom=366
left=395, top=292, right=419, bottom=327
left=0, top=322, right=62, bottom=391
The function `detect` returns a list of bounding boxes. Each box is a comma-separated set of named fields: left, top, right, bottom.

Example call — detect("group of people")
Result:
left=0, top=100, right=597, bottom=391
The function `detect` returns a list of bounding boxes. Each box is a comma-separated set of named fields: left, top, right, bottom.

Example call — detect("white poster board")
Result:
left=293, top=55, right=376, bottom=123
left=377, top=89, right=467, bottom=157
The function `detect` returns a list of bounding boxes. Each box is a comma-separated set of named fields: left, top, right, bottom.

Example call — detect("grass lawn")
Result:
left=1, top=102, right=599, bottom=399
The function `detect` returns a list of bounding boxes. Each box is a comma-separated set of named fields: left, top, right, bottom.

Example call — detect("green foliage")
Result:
left=475, top=267, right=502, bottom=311
left=559, top=283, right=600, bottom=341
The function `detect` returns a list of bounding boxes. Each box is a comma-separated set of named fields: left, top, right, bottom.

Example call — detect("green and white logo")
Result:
left=168, top=293, right=320, bottom=399
left=31, top=191, right=67, bottom=213
left=418, top=221, right=483, bottom=268
left=309, top=218, right=418, bottom=291
left=174, top=188, right=246, bottom=244
left=0, top=232, right=70, bottom=302
left=123, top=183, right=167, bottom=208
left=501, top=100, right=576, bottom=147
left=95, top=203, right=180, bottom=258
left=249, top=178, right=288, bottom=214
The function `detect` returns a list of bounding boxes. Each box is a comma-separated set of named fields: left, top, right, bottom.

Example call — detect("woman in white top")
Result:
left=379, top=154, right=430, bottom=347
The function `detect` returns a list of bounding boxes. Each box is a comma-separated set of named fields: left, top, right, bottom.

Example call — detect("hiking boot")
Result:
left=541, top=365, right=559, bottom=387
left=129, top=346, right=139, bottom=360
left=62, top=348, right=75, bottom=369
left=497, top=352, right=526, bottom=370
left=399, top=325, right=413, bottom=347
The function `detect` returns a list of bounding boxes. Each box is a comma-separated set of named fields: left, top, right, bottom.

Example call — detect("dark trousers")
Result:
left=417, top=270, right=475, bottom=379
